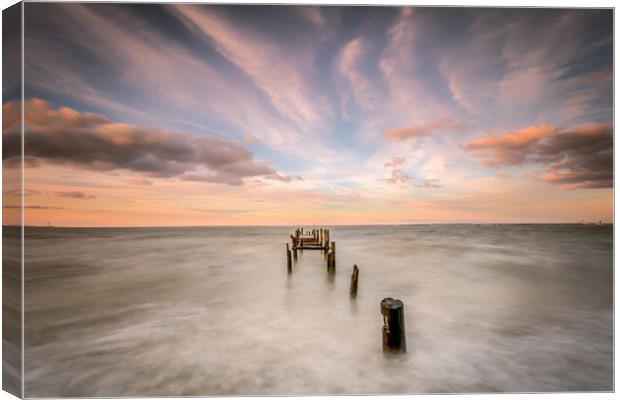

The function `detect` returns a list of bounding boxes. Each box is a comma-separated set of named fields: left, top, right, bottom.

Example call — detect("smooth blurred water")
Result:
left=23, top=224, right=613, bottom=396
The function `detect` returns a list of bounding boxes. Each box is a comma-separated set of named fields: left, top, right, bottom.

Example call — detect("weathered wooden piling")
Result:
left=350, top=265, right=359, bottom=297
left=381, top=298, right=406, bottom=353
left=286, top=243, right=292, bottom=272
left=326, top=251, right=335, bottom=272
left=323, top=230, right=330, bottom=253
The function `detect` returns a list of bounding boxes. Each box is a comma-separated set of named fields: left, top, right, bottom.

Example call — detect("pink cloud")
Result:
left=465, top=124, right=557, bottom=166
left=383, top=156, right=406, bottom=168
left=243, top=133, right=260, bottom=144
left=384, top=118, right=466, bottom=140
left=386, top=169, right=410, bottom=184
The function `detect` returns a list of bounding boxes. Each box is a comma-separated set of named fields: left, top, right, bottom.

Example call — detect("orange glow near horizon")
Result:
left=2, top=6, right=613, bottom=227
left=2, top=162, right=609, bottom=228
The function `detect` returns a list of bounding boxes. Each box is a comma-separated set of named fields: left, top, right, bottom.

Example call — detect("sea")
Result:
left=15, top=224, right=613, bottom=396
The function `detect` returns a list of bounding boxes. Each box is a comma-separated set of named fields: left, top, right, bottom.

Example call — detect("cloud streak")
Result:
left=4, top=205, right=63, bottom=210
left=337, top=37, right=379, bottom=113
left=384, top=118, right=465, bottom=140
left=52, top=191, right=96, bottom=199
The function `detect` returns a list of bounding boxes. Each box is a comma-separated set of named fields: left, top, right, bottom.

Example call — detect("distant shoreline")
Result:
left=3, top=222, right=613, bottom=229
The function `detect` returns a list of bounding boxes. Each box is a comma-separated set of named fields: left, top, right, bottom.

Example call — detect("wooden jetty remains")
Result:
left=290, top=227, right=331, bottom=250
left=284, top=227, right=406, bottom=354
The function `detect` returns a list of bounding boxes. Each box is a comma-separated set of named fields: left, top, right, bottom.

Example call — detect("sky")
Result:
left=2, top=4, right=614, bottom=226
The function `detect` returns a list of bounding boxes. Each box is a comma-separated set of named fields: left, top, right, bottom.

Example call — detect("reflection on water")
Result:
left=23, top=224, right=613, bottom=396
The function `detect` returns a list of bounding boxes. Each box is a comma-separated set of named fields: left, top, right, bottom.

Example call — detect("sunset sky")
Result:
left=2, top=4, right=613, bottom=226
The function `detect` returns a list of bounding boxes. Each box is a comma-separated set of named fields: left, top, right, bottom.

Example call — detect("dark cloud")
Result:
left=466, top=124, right=612, bottom=189
left=52, top=191, right=96, bottom=199
left=3, top=189, right=41, bottom=197
left=3, top=189, right=96, bottom=199
left=3, top=99, right=295, bottom=186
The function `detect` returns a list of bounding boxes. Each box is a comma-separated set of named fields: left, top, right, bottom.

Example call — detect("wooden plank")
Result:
left=293, top=246, right=328, bottom=250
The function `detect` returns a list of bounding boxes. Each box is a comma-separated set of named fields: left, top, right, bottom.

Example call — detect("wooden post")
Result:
left=327, top=251, right=335, bottom=273
left=381, top=298, right=406, bottom=353
left=350, top=265, right=359, bottom=297
left=331, top=241, right=336, bottom=254
left=286, top=243, right=292, bottom=272
left=321, top=229, right=329, bottom=254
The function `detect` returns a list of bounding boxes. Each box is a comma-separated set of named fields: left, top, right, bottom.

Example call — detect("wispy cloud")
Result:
left=337, top=37, right=379, bottom=113
left=386, top=169, right=410, bottom=184
left=415, top=179, right=442, bottom=188
left=125, top=178, right=154, bottom=186
left=383, top=156, right=406, bottom=168
left=172, top=4, right=331, bottom=132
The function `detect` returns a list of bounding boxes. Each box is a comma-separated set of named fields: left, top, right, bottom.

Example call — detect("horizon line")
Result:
left=3, top=221, right=613, bottom=229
